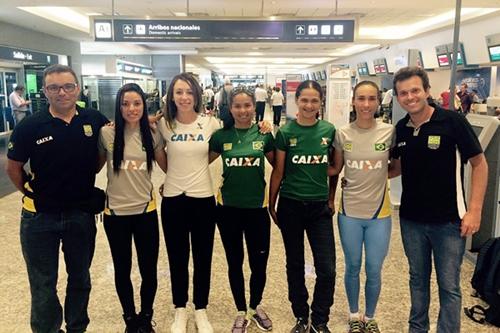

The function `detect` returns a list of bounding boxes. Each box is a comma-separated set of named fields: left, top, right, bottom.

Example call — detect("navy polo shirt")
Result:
left=7, top=106, right=108, bottom=212
left=392, top=106, right=482, bottom=223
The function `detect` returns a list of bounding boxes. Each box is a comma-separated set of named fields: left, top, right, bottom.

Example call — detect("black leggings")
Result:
left=272, top=105, right=282, bottom=125
left=103, top=211, right=159, bottom=316
left=217, top=205, right=271, bottom=311
left=161, top=195, right=216, bottom=309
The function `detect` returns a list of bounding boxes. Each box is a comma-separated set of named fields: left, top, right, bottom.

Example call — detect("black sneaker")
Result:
left=290, top=317, right=309, bottom=333
left=137, top=311, right=156, bottom=333
left=311, top=323, right=331, bottom=333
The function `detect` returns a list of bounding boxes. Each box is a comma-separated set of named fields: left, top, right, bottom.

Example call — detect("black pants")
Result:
left=255, top=101, right=266, bottom=122
left=103, top=211, right=159, bottom=316
left=272, top=105, right=282, bottom=125
left=161, top=195, right=216, bottom=309
left=277, top=197, right=336, bottom=326
left=217, top=205, right=271, bottom=311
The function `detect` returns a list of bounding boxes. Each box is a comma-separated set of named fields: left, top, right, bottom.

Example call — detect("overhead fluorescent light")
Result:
left=247, top=52, right=264, bottom=56
left=360, top=8, right=499, bottom=40
left=85, top=12, right=103, bottom=16
left=18, top=6, right=90, bottom=32
left=174, top=12, right=188, bottom=17
left=204, top=57, right=333, bottom=65
left=330, top=44, right=379, bottom=56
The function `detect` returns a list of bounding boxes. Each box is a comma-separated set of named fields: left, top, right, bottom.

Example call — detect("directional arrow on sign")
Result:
left=296, top=25, right=305, bottom=35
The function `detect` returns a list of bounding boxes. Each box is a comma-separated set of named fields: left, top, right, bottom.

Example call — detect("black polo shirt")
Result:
left=392, top=106, right=482, bottom=223
left=7, top=106, right=108, bottom=212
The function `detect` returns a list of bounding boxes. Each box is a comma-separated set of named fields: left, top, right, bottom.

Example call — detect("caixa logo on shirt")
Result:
left=171, top=133, right=205, bottom=141
left=291, top=154, right=328, bottom=164
left=224, top=157, right=260, bottom=167
left=36, top=136, right=54, bottom=145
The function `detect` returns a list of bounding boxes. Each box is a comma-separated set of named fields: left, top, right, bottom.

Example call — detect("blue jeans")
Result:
left=20, top=209, right=97, bottom=333
left=277, top=197, right=336, bottom=326
left=338, top=215, right=391, bottom=318
left=400, top=218, right=465, bottom=333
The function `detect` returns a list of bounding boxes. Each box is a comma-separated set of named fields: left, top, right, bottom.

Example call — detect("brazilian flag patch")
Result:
left=374, top=143, right=386, bottom=151
left=252, top=141, right=264, bottom=150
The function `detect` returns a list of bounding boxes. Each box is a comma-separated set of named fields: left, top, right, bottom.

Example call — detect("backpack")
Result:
left=464, top=237, right=500, bottom=327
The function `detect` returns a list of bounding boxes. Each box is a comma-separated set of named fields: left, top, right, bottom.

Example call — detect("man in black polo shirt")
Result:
left=6, top=64, right=108, bottom=333
left=391, top=67, right=488, bottom=333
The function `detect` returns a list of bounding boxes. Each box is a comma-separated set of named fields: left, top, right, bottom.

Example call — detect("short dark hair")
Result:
left=14, top=85, right=25, bottom=92
left=393, top=66, right=430, bottom=95
left=43, top=64, right=79, bottom=86
left=295, top=80, right=323, bottom=100
left=164, top=73, right=202, bottom=129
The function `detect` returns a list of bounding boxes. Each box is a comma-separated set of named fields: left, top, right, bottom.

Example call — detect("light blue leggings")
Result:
left=338, top=214, right=391, bottom=317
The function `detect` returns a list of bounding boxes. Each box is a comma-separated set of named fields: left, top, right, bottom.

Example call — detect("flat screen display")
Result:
left=488, top=45, right=500, bottom=62
left=449, top=52, right=463, bottom=65
left=374, top=64, right=380, bottom=74
left=437, top=54, right=450, bottom=67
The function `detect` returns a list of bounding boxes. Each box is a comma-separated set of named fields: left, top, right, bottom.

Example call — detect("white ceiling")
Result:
left=1, top=0, right=500, bottom=75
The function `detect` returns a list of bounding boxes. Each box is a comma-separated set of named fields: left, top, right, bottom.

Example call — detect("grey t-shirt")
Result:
left=99, top=126, right=163, bottom=216
left=334, top=121, right=395, bottom=219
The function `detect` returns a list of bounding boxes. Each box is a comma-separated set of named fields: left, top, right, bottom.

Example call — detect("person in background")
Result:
left=457, top=83, right=473, bottom=114
left=391, top=67, right=488, bottom=333
left=97, top=83, right=167, bottom=333
left=6, top=64, right=108, bottom=333
left=269, top=80, right=337, bottom=333
left=209, top=86, right=275, bottom=333
left=329, top=81, right=397, bottom=333
left=255, top=84, right=268, bottom=123
left=157, top=73, right=220, bottom=333
left=219, top=79, right=234, bottom=128
left=9, top=84, right=31, bottom=124
left=270, top=87, right=285, bottom=129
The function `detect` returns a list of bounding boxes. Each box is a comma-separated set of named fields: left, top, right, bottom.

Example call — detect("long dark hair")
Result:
left=113, top=83, right=155, bottom=174
left=164, top=73, right=203, bottom=129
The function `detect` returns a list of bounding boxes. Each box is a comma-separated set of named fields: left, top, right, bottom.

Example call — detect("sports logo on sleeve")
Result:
left=8, top=142, right=13, bottom=150
left=427, top=135, right=441, bottom=150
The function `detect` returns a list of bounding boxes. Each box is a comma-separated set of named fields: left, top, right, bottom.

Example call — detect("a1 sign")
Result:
left=95, top=21, right=112, bottom=39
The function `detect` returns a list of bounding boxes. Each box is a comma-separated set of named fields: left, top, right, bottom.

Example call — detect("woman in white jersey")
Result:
left=157, top=73, right=220, bottom=333
left=329, top=81, right=397, bottom=333
left=98, top=83, right=167, bottom=332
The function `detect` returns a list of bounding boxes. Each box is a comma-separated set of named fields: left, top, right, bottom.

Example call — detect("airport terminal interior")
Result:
left=0, top=0, right=500, bottom=332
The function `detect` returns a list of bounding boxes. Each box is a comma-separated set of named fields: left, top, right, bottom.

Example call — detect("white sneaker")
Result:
left=170, top=307, right=187, bottom=333
left=194, top=309, right=214, bottom=333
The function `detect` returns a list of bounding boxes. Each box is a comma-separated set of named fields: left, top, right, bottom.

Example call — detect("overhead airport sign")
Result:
left=94, top=19, right=355, bottom=43
left=116, top=60, right=153, bottom=76
left=0, top=45, right=58, bottom=64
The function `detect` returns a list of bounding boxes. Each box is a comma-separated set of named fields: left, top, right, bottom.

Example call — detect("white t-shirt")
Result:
left=255, top=87, right=268, bottom=102
left=271, top=91, right=284, bottom=106
left=158, top=115, right=220, bottom=198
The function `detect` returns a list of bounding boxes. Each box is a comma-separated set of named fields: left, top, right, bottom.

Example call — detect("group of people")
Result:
left=6, top=64, right=488, bottom=333
left=438, top=82, right=482, bottom=113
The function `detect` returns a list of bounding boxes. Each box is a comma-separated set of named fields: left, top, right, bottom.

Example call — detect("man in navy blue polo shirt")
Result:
left=391, top=67, right=488, bottom=333
left=6, top=64, right=108, bottom=333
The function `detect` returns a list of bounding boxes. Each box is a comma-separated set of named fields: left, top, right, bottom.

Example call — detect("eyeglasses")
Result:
left=45, top=83, right=78, bottom=94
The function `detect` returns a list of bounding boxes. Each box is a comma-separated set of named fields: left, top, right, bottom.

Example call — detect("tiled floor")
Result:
left=0, top=110, right=498, bottom=332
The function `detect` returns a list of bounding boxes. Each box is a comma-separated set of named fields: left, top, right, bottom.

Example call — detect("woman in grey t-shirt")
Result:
left=97, top=83, right=167, bottom=332
left=330, top=81, right=398, bottom=333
